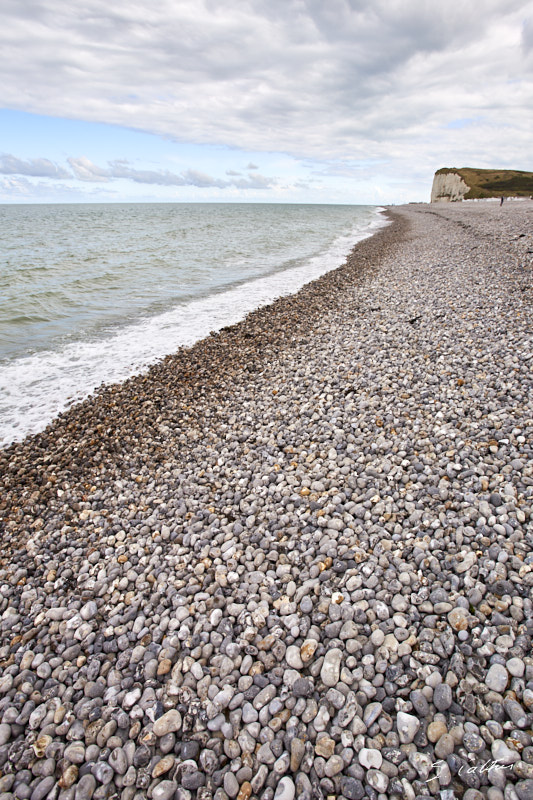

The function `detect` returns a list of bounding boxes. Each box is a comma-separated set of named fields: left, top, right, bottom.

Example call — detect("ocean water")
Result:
left=0, top=203, right=387, bottom=446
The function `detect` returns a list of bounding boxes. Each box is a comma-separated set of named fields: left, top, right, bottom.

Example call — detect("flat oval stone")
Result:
left=152, top=755, right=175, bottom=778
left=515, top=780, right=533, bottom=800
left=152, top=780, right=179, bottom=800
left=0, top=724, right=11, bottom=746
left=290, top=738, right=305, bottom=772
left=485, top=664, right=509, bottom=693
left=300, top=639, right=318, bottom=663
left=506, top=658, right=525, bottom=677
left=224, top=772, right=239, bottom=799
left=366, top=769, right=389, bottom=793
left=321, top=648, right=343, bottom=687
left=153, top=709, right=182, bottom=736
left=31, top=776, right=56, bottom=800
left=435, top=733, right=455, bottom=759
left=74, top=774, right=96, bottom=800
left=109, top=746, right=128, bottom=775
left=324, top=754, right=344, bottom=777
left=433, top=683, right=452, bottom=711
left=253, top=685, right=276, bottom=709
left=64, top=742, right=85, bottom=765
left=285, top=645, right=304, bottom=670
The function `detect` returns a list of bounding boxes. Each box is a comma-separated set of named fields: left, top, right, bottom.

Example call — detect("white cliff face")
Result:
left=431, top=172, right=470, bottom=202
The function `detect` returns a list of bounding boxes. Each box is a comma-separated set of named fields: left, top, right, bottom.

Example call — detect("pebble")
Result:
left=152, top=755, right=175, bottom=778
left=515, top=780, right=533, bottom=800
left=320, top=648, right=343, bottom=687
left=224, top=772, right=240, bottom=798
left=152, top=781, right=178, bottom=800
left=507, top=657, right=526, bottom=677
left=434, top=683, right=453, bottom=711
left=358, top=748, right=383, bottom=770
left=341, top=777, right=365, bottom=800
left=75, top=775, right=96, bottom=800
left=0, top=724, right=10, bottom=746
left=0, top=202, right=532, bottom=800
left=396, top=711, right=420, bottom=744
left=485, top=664, right=509, bottom=693
left=290, top=738, right=305, bottom=771
left=315, top=736, right=335, bottom=758
left=274, top=776, right=295, bottom=800
left=325, top=754, right=344, bottom=777
left=363, top=702, right=383, bottom=727
left=435, top=733, right=455, bottom=758
left=492, top=740, right=521, bottom=765
left=428, top=719, right=448, bottom=742
left=367, top=769, right=389, bottom=792
left=153, top=710, right=182, bottom=736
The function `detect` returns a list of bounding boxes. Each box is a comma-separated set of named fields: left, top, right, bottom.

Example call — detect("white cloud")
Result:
left=1, top=154, right=279, bottom=190
left=0, top=174, right=110, bottom=201
left=0, top=0, right=532, bottom=197
left=67, top=156, right=110, bottom=182
left=0, top=154, right=71, bottom=179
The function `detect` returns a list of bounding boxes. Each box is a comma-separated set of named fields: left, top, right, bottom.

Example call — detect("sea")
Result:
left=0, top=203, right=387, bottom=447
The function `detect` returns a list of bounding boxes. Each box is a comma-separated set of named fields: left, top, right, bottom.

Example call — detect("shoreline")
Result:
left=1, top=203, right=532, bottom=800
left=0, top=204, right=386, bottom=450
left=0, top=208, right=402, bottom=498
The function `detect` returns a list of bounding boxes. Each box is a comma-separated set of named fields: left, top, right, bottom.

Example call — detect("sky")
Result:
left=0, top=0, right=532, bottom=205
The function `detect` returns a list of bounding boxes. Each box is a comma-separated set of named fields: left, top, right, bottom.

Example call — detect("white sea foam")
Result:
left=0, top=207, right=388, bottom=446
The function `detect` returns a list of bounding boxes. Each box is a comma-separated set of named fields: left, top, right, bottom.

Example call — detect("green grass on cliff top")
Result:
left=436, top=167, right=533, bottom=199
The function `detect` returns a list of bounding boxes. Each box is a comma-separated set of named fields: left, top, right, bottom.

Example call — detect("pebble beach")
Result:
left=0, top=201, right=532, bottom=800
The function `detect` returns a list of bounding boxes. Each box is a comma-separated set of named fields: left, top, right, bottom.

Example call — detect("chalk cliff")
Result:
left=431, top=167, right=533, bottom=202
left=431, top=171, right=470, bottom=202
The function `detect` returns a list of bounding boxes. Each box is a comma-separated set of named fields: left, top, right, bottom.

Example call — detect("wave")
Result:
left=0, top=207, right=388, bottom=447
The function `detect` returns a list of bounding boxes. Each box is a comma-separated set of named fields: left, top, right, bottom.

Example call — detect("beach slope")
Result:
left=1, top=202, right=532, bottom=799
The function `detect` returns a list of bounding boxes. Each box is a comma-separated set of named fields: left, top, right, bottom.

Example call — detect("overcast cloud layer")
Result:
left=0, top=0, right=532, bottom=201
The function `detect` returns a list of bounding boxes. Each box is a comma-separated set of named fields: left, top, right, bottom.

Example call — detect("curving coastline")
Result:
left=1, top=202, right=532, bottom=800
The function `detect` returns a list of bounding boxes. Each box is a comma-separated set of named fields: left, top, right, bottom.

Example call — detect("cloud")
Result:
left=0, top=174, right=109, bottom=201
left=0, top=176, right=38, bottom=196
left=0, top=0, right=531, bottom=191
left=522, top=17, right=533, bottom=55
left=246, top=163, right=259, bottom=170
left=233, top=173, right=275, bottom=189
left=0, top=154, right=71, bottom=179
left=67, top=156, right=111, bottom=182
left=180, top=169, right=226, bottom=188
left=6, top=154, right=278, bottom=190
left=68, top=156, right=191, bottom=185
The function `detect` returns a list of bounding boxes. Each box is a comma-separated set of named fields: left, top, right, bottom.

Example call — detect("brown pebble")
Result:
left=58, top=765, right=78, bottom=789
left=315, top=736, right=336, bottom=758
left=237, top=782, right=252, bottom=800
left=152, top=755, right=175, bottom=778
left=157, top=658, right=172, bottom=675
